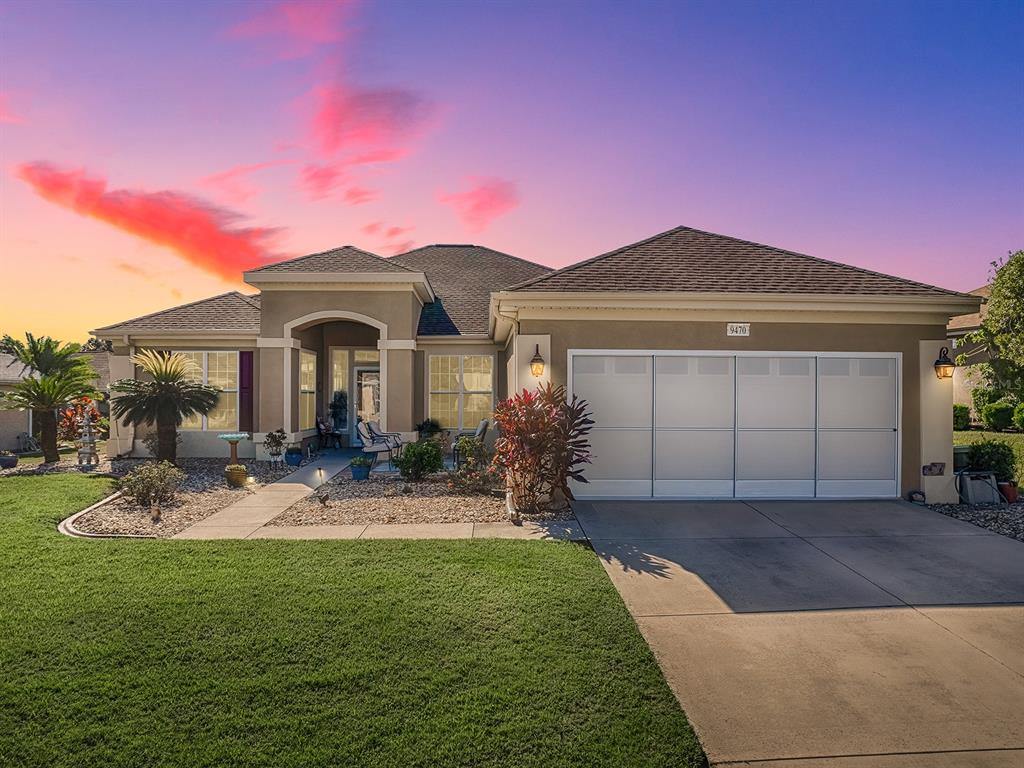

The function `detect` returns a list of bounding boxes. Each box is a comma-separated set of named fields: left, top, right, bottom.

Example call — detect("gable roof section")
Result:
left=92, top=292, right=261, bottom=335
left=947, top=285, right=990, bottom=334
left=392, top=244, right=550, bottom=335
left=508, top=226, right=975, bottom=299
left=248, top=245, right=412, bottom=274
left=0, top=353, right=30, bottom=385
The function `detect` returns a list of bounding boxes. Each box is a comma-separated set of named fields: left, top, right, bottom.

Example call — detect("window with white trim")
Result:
left=176, top=351, right=238, bottom=431
left=428, top=355, right=493, bottom=430
left=299, top=349, right=317, bottom=431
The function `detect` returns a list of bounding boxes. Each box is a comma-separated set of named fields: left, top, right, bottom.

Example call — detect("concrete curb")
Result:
left=57, top=491, right=157, bottom=540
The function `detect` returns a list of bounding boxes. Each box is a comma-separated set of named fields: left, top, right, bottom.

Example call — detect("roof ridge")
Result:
left=249, top=245, right=413, bottom=273
left=93, top=291, right=246, bottom=331
left=505, top=225, right=684, bottom=291
left=234, top=291, right=262, bottom=310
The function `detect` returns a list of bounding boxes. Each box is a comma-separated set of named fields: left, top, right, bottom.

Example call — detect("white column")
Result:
left=919, top=340, right=957, bottom=503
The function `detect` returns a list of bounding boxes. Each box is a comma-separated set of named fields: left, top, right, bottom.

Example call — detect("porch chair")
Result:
left=452, top=419, right=489, bottom=468
left=367, top=421, right=405, bottom=457
left=356, top=420, right=395, bottom=470
left=316, top=418, right=342, bottom=450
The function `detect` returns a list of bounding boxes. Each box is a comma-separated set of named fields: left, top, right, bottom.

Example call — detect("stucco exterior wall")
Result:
left=520, top=318, right=949, bottom=498
left=0, top=385, right=30, bottom=451
left=260, top=289, right=421, bottom=340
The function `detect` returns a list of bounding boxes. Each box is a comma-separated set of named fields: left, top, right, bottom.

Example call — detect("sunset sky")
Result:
left=1, top=0, right=1020, bottom=342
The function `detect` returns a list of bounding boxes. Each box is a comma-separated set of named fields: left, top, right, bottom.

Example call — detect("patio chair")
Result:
left=356, top=420, right=394, bottom=470
left=452, top=419, right=489, bottom=468
left=367, top=421, right=405, bottom=456
left=316, top=418, right=342, bottom=450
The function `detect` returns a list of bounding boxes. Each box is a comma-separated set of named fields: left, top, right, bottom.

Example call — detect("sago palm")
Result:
left=110, top=350, right=220, bottom=463
left=2, top=370, right=100, bottom=463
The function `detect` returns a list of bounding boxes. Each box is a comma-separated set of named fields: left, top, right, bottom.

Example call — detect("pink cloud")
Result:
left=308, top=84, right=433, bottom=157
left=343, top=185, right=377, bottom=205
left=228, top=0, right=355, bottom=60
left=0, top=92, right=25, bottom=124
left=385, top=225, right=410, bottom=238
left=16, top=162, right=284, bottom=282
left=383, top=239, right=415, bottom=256
left=361, top=221, right=383, bottom=235
left=439, top=177, right=520, bottom=232
left=200, top=160, right=292, bottom=204
left=349, top=148, right=408, bottom=165
left=298, top=163, right=347, bottom=199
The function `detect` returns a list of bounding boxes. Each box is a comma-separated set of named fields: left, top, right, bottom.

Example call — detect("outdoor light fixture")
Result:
left=934, top=347, right=955, bottom=379
left=529, top=344, right=545, bottom=377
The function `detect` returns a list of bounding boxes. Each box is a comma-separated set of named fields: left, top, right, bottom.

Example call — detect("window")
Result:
left=354, top=349, right=379, bottom=363
left=330, top=349, right=349, bottom=401
left=428, top=355, right=493, bottom=430
left=175, top=351, right=238, bottom=431
left=299, top=349, right=317, bottom=431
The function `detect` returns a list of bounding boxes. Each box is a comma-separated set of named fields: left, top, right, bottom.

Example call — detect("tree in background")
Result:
left=959, top=250, right=1024, bottom=404
left=81, top=337, right=114, bottom=352
left=110, top=350, right=220, bottom=463
left=0, top=333, right=99, bottom=462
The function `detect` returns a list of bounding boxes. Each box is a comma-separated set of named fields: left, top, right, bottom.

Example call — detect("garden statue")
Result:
left=76, top=408, right=99, bottom=469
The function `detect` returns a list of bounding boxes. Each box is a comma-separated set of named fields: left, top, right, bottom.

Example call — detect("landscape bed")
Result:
left=0, top=474, right=704, bottom=768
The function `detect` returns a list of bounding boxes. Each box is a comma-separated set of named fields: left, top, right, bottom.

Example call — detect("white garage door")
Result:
left=571, top=352, right=899, bottom=499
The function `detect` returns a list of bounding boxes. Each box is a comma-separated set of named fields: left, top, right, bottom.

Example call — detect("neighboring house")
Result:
left=93, top=226, right=982, bottom=503
left=946, top=284, right=990, bottom=408
left=0, top=353, right=31, bottom=451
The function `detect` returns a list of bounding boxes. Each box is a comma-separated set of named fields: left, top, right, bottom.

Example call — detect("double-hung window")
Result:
left=176, top=351, right=239, bottom=431
left=428, top=355, right=493, bottom=430
left=299, top=350, right=317, bottom=431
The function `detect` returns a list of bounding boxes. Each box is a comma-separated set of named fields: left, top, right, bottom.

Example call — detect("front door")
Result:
left=355, top=367, right=381, bottom=440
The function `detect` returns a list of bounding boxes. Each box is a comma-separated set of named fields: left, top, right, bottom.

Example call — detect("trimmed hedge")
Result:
left=981, top=401, right=1015, bottom=432
left=953, top=404, right=971, bottom=431
left=966, top=439, right=1018, bottom=483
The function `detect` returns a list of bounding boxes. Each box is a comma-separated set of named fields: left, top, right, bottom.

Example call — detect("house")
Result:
left=93, top=226, right=981, bottom=503
left=946, top=285, right=990, bottom=409
left=0, top=353, right=32, bottom=451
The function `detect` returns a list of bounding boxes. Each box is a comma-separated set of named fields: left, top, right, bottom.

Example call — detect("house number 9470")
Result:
left=727, top=322, right=750, bottom=337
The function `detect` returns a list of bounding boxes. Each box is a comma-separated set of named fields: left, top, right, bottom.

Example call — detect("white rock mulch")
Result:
left=929, top=502, right=1024, bottom=543
left=71, top=458, right=302, bottom=538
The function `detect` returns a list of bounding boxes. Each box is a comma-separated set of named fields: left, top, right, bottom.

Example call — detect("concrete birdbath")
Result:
left=219, top=433, right=251, bottom=487
left=218, top=432, right=250, bottom=464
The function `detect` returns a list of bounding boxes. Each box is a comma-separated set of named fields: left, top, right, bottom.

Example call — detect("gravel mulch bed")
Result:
left=268, top=473, right=574, bottom=526
left=71, top=458, right=304, bottom=539
left=929, top=501, right=1024, bottom=543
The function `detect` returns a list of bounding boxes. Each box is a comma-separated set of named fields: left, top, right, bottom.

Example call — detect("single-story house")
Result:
left=0, top=353, right=32, bottom=451
left=946, top=284, right=990, bottom=409
left=93, top=226, right=981, bottom=503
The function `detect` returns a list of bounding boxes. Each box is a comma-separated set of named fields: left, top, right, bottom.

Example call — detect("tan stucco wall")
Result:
left=520, top=319, right=948, bottom=497
left=260, top=289, right=421, bottom=340
left=0, top=385, right=30, bottom=451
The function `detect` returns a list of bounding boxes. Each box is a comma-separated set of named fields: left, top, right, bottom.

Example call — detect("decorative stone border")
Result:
left=57, top=491, right=157, bottom=540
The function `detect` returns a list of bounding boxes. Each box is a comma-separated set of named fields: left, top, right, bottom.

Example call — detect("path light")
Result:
left=317, top=467, right=324, bottom=486
left=934, top=347, right=955, bottom=380
left=530, top=344, right=545, bottom=377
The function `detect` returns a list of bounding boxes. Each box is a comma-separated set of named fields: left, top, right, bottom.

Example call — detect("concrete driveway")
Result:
left=575, top=499, right=1024, bottom=767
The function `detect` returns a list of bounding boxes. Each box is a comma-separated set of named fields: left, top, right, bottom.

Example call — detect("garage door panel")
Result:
left=573, top=355, right=652, bottom=428
left=737, top=357, right=815, bottom=429
left=817, top=430, right=897, bottom=480
left=655, top=356, right=733, bottom=428
left=735, top=430, right=815, bottom=480
left=574, top=428, right=652, bottom=498
left=818, top=357, right=896, bottom=429
left=655, top=429, right=733, bottom=478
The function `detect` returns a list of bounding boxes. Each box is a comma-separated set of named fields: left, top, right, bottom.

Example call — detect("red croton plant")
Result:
left=57, top=396, right=102, bottom=443
left=492, top=383, right=593, bottom=520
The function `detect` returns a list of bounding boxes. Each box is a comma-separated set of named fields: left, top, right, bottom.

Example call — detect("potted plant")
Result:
left=225, top=464, right=248, bottom=488
left=415, top=418, right=443, bottom=442
left=329, top=391, right=348, bottom=434
left=263, top=428, right=286, bottom=462
left=0, top=450, right=18, bottom=470
left=284, top=445, right=303, bottom=467
left=350, top=454, right=372, bottom=481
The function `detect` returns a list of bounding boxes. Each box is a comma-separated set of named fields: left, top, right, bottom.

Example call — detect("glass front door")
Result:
left=355, top=367, right=381, bottom=439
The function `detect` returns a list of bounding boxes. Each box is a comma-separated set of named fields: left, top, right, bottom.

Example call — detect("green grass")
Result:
left=0, top=475, right=703, bottom=768
left=955, top=430, right=1024, bottom=469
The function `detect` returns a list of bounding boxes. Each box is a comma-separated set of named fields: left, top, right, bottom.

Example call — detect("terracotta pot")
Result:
left=998, top=481, right=1018, bottom=504
left=225, top=467, right=248, bottom=488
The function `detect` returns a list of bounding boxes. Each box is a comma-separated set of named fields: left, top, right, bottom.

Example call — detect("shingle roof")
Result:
left=948, top=285, right=990, bottom=332
left=248, top=245, right=413, bottom=274
left=73, top=350, right=111, bottom=389
left=0, top=353, right=30, bottom=384
left=392, top=245, right=550, bottom=335
left=508, top=226, right=975, bottom=298
left=93, top=292, right=262, bottom=333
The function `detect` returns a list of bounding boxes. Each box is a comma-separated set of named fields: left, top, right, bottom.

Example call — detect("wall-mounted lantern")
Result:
left=529, top=344, right=545, bottom=377
left=934, top=347, right=955, bottom=380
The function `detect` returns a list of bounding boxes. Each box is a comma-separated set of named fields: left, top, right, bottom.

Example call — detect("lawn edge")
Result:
left=57, top=490, right=156, bottom=540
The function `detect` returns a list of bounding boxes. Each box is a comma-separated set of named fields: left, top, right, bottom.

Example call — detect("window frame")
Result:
left=174, top=350, right=239, bottom=432
left=427, top=353, right=495, bottom=431
left=298, top=349, right=318, bottom=433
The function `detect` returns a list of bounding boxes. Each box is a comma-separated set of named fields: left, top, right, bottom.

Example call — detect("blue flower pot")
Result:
left=351, top=464, right=371, bottom=481
left=0, top=455, right=18, bottom=469
left=284, top=452, right=303, bottom=467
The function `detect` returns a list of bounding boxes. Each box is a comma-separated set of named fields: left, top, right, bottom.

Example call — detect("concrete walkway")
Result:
left=576, top=499, right=1024, bottom=767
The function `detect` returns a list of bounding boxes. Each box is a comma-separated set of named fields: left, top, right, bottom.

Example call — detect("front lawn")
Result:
left=0, top=475, right=703, bottom=768
left=955, top=430, right=1024, bottom=471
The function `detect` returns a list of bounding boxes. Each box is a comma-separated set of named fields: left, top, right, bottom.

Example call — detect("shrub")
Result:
left=966, top=439, right=1017, bottom=483
left=953, top=404, right=971, bottom=431
left=415, top=418, right=443, bottom=440
left=981, top=400, right=1015, bottom=431
left=117, top=461, right=185, bottom=521
left=447, top=436, right=502, bottom=494
left=971, top=387, right=1000, bottom=419
left=394, top=440, right=444, bottom=481
left=492, top=383, right=593, bottom=519
left=349, top=455, right=372, bottom=468
left=263, top=428, right=287, bottom=456
left=1015, top=403, right=1024, bottom=431
left=57, top=397, right=103, bottom=443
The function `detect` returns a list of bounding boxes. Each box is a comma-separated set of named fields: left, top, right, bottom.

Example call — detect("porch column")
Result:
left=919, top=339, right=957, bottom=503
left=379, top=340, right=416, bottom=439
left=106, top=353, right=135, bottom=457
left=256, top=337, right=299, bottom=437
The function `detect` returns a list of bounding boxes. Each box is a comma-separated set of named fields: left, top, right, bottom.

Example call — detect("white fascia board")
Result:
left=243, top=271, right=434, bottom=303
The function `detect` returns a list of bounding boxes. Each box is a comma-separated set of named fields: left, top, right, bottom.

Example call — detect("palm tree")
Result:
left=1, top=334, right=99, bottom=463
left=110, top=350, right=220, bottom=463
